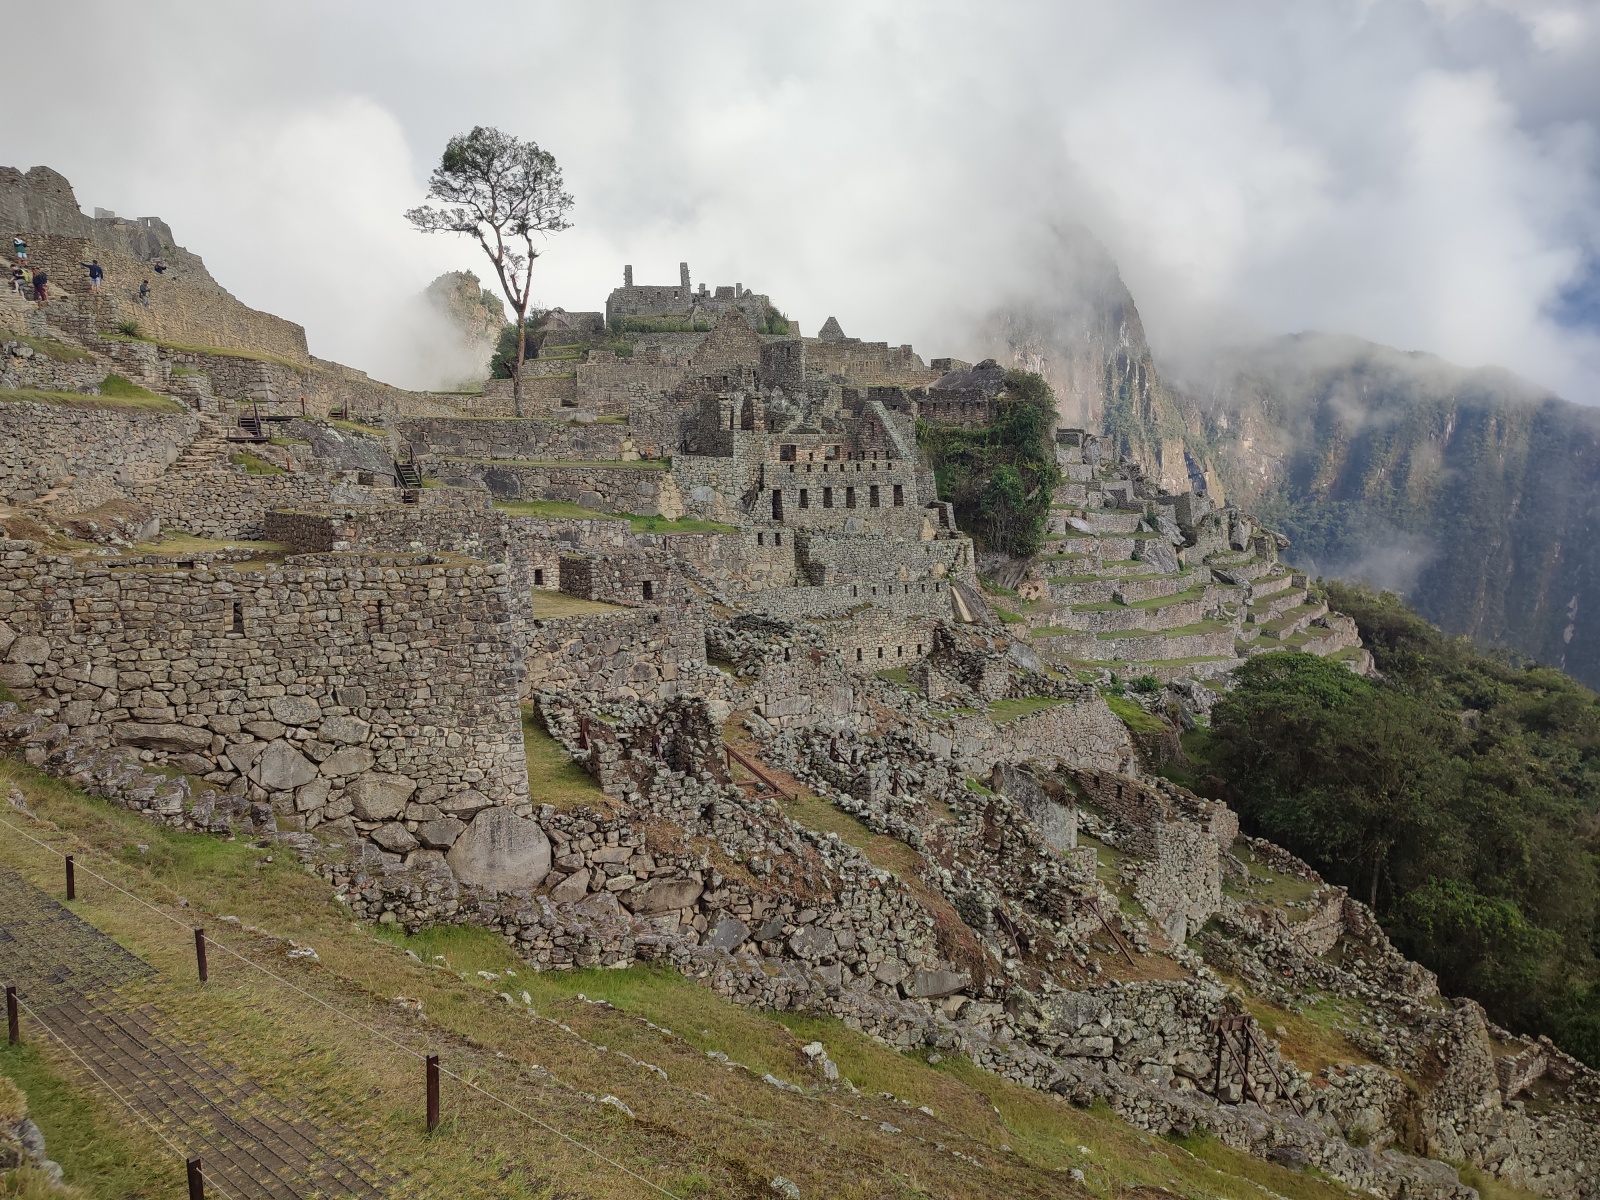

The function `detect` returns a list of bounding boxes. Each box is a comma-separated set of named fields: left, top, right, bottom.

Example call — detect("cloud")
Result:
left=9, top=1, right=1600, bottom=400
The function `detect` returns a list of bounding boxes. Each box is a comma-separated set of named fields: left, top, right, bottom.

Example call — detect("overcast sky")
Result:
left=11, top=0, right=1600, bottom=399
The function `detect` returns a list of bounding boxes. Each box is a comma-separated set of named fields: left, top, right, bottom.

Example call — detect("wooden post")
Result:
left=194, top=928, right=208, bottom=983
left=426, top=1054, right=440, bottom=1132
left=1212, top=1029, right=1225, bottom=1097
left=6, top=986, right=18, bottom=1046
left=65, top=855, right=75, bottom=901
left=186, top=1156, right=204, bottom=1199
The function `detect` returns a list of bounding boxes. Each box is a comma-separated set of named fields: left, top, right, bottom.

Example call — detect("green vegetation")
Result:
left=1102, top=693, right=1167, bottom=734
left=8, top=333, right=92, bottom=363
left=229, top=450, right=285, bottom=475
left=114, top=318, right=144, bottom=338
left=1191, top=584, right=1600, bottom=1065
left=629, top=514, right=738, bottom=535
left=326, top=417, right=387, bottom=438
left=522, top=705, right=609, bottom=812
left=0, top=386, right=183, bottom=414
left=993, top=606, right=1025, bottom=624
left=986, top=696, right=1067, bottom=724
left=99, top=374, right=161, bottom=402
left=918, top=370, right=1062, bottom=557
left=609, top=316, right=711, bottom=334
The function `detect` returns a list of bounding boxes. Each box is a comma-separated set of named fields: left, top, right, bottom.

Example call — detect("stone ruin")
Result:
left=0, top=164, right=1593, bottom=1200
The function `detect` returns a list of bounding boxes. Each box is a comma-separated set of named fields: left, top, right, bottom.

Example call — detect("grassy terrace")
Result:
left=6, top=333, right=94, bottom=363
left=986, top=696, right=1070, bottom=723
left=1098, top=619, right=1230, bottom=641
left=127, top=534, right=287, bottom=559
left=98, top=332, right=308, bottom=371
left=327, top=417, right=387, bottom=438
left=522, top=704, right=610, bottom=812
left=0, top=383, right=184, bottom=414
left=1071, top=584, right=1207, bottom=613
left=1102, top=693, right=1168, bottom=734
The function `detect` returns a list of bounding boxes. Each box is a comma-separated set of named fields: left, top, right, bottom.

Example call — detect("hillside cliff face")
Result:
left=1176, top=333, right=1600, bottom=688
left=981, top=226, right=1221, bottom=498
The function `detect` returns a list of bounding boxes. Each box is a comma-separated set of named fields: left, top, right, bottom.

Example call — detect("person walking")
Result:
left=12, top=235, right=25, bottom=261
left=31, top=267, right=47, bottom=306
left=138, top=278, right=150, bottom=306
left=82, top=258, right=104, bottom=292
left=8, top=264, right=22, bottom=293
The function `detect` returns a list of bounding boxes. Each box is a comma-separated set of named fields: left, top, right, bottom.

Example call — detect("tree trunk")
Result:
left=511, top=318, right=526, bottom=418
left=1369, top=845, right=1385, bottom=910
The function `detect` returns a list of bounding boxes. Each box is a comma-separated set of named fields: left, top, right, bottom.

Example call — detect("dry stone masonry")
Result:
left=2, top=162, right=1594, bottom=1200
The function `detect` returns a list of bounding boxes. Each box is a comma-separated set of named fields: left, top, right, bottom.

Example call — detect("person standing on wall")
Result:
left=138, top=279, right=150, bottom=306
left=82, top=258, right=104, bottom=293
left=11, top=235, right=24, bottom=261
left=8, top=263, right=23, bottom=293
left=30, top=267, right=47, bottom=306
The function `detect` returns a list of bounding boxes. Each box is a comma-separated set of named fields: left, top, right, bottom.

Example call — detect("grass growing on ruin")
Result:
left=326, top=417, right=387, bottom=438
left=126, top=533, right=286, bottom=559
left=1102, top=693, right=1168, bottom=735
left=9, top=333, right=93, bottom=363
left=0, top=755, right=1380, bottom=1200
left=629, top=515, right=738, bottom=535
left=0, top=386, right=184, bottom=414
left=494, top=500, right=628, bottom=522
left=99, top=334, right=307, bottom=371
left=229, top=450, right=285, bottom=475
left=985, top=697, right=1068, bottom=724
left=522, top=706, right=610, bottom=813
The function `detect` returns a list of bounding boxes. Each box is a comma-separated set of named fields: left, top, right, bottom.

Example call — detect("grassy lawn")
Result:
left=495, top=500, right=629, bottom=522
left=326, top=417, right=387, bottom=438
left=127, top=533, right=287, bottom=559
left=522, top=706, right=609, bottom=813
left=986, top=697, right=1069, bottom=724
left=0, top=753, right=1378, bottom=1200
left=0, top=386, right=184, bottom=414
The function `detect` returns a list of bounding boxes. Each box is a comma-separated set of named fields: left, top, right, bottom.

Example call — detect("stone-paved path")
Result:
left=0, top=867, right=391, bottom=1198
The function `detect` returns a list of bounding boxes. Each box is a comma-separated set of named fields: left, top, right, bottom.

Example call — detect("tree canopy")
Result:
left=1190, top=585, right=1600, bottom=1064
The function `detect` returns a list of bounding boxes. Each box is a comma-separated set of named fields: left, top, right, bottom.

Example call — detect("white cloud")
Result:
left=9, top=0, right=1600, bottom=400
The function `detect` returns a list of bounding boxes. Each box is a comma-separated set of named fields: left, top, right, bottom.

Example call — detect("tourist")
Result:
left=153, top=258, right=167, bottom=275
left=31, top=267, right=47, bottom=306
left=11, top=235, right=24, bottom=261
left=82, top=258, right=104, bottom=292
left=138, top=279, right=150, bottom=307
left=8, top=264, right=22, bottom=293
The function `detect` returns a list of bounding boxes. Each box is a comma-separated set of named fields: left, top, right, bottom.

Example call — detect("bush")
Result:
left=115, top=319, right=143, bottom=338
left=1131, top=674, right=1162, bottom=694
left=919, top=370, right=1062, bottom=558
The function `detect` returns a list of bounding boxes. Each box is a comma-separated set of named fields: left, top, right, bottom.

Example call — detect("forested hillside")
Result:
left=1183, top=584, right=1600, bottom=1064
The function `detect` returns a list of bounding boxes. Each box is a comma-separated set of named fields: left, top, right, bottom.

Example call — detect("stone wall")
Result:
left=523, top=607, right=709, bottom=701
left=437, top=461, right=677, bottom=517
left=0, top=399, right=197, bottom=506
left=0, top=543, right=527, bottom=850
left=400, top=417, right=636, bottom=464
left=128, top=468, right=378, bottom=540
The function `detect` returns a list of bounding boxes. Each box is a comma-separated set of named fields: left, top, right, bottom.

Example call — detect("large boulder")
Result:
left=623, top=876, right=704, bottom=915
left=905, top=968, right=970, bottom=999
left=347, top=773, right=417, bottom=820
left=7, top=636, right=50, bottom=665
left=268, top=695, right=322, bottom=726
left=113, top=722, right=213, bottom=754
left=319, top=746, right=376, bottom=777
left=445, top=807, right=551, bottom=892
left=248, top=740, right=318, bottom=791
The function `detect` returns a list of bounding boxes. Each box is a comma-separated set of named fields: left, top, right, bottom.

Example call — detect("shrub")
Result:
left=115, top=319, right=144, bottom=338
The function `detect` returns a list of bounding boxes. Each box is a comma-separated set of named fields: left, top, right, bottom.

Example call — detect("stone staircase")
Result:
left=169, top=414, right=233, bottom=473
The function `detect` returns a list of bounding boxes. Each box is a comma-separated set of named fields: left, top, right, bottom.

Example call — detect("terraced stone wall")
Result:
left=523, top=607, right=709, bottom=700
left=399, top=417, right=636, bottom=463
left=0, top=400, right=197, bottom=505
left=0, top=545, right=528, bottom=838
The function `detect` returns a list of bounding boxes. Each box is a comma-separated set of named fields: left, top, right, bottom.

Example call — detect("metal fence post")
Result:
left=194, top=928, right=208, bottom=983
left=65, top=854, right=75, bottom=901
left=426, top=1054, right=440, bottom=1132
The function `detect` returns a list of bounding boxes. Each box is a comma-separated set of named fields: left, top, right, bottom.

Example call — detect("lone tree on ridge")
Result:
left=406, top=126, right=573, bottom=416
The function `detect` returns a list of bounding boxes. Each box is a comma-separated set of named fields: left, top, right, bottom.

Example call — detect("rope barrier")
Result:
left=0, top=812, right=682, bottom=1199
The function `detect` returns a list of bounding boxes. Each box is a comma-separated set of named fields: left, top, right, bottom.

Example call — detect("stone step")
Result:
left=1053, top=591, right=1212, bottom=633
left=1032, top=621, right=1236, bottom=663
left=1247, top=572, right=1295, bottom=601
left=1254, top=600, right=1329, bottom=641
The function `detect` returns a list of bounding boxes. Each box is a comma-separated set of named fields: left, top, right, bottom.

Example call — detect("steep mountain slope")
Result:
left=1175, top=334, right=1600, bottom=688
left=982, top=227, right=1222, bottom=498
